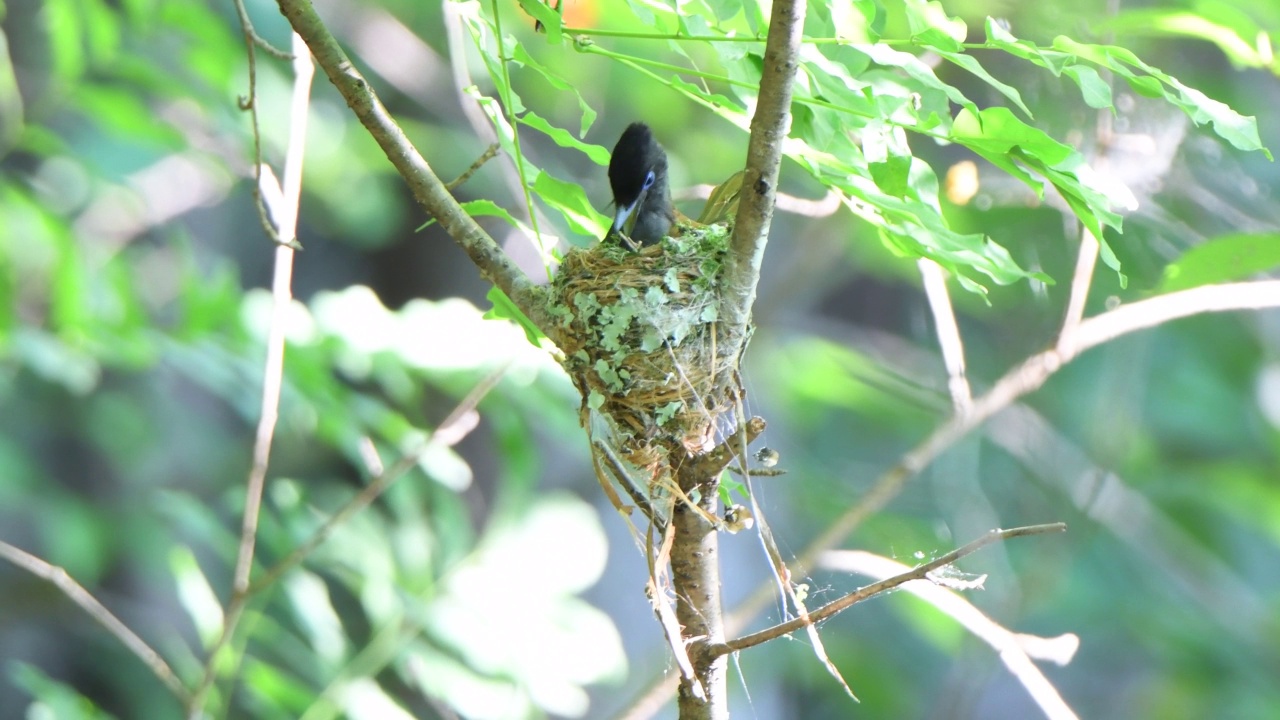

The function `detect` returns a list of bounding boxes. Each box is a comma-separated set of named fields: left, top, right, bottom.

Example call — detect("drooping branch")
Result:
left=0, top=541, right=188, bottom=701
left=274, top=0, right=546, bottom=327
left=719, top=0, right=806, bottom=342
left=708, top=523, right=1068, bottom=656
left=821, top=549, right=1081, bottom=720
left=724, top=279, right=1280, bottom=638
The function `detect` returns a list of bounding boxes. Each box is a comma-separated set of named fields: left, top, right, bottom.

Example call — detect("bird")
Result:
left=606, top=122, right=675, bottom=248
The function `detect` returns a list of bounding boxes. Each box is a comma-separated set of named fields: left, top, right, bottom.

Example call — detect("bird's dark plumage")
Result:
left=607, top=123, right=674, bottom=247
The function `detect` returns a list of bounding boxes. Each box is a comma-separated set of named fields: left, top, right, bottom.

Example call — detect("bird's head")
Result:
left=607, top=123, right=674, bottom=247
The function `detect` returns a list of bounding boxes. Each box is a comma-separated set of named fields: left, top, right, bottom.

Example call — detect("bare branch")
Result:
left=233, top=0, right=300, bottom=249
left=822, top=550, right=1081, bottom=720
left=0, top=541, right=188, bottom=701
left=710, top=523, right=1067, bottom=656
left=187, top=33, right=314, bottom=717
left=274, top=0, right=546, bottom=327
left=231, top=0, right=292, bottom=60
left=446, top=142, right=502, bottom=192
left=249, top=365, right=506, bottom=595
left=808, top=280, right=1280, bottom=575
left=726, top=279, right=1280, bottom=643
left=1058, top=229, right=1099, bottom=352
left=719, top=0, right=806, bottom=343
left=918, top=259, right=972, bottom=414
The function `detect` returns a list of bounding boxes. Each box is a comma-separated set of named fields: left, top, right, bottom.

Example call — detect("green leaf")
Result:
left=1100, top=10, right=1266, bottom=68
left=10, top=664, right=116, bottom=719
left=869, top=155, right=912, bottom=198
left=0, top=31, right=23, bottom=153
left=1062, top=65, right=1114, bottom=109
left=516, top=0, right=562, bottom=43
left=1051, top=36, right=1272, bottom=159
left=853, top=43, right=976, bottom=117
left=930, top=49, right=1033, bottom=117
left=1158, top=233, right=1280, bottom=293
left=531, top=170, right=610, bottom=240
left=903, top=0, right=968, bottom=45
left=984, top=19, right=1072, bottom=75
left=458, top=199, right=521, bottom=228
left=484, top=286, right=545, bottom=346
left=511, top=43, right=597, bottom=135
left=950, top=106, right=1131, bottom=258
left=518, top=112, right=610, bottom=165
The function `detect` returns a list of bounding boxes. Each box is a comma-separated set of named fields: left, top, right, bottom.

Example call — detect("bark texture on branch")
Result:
left=275, top=0, right=547, bottom=328
left=719, top=0, right=806, bottom=346
left=670, top=463, right=727, bottom=720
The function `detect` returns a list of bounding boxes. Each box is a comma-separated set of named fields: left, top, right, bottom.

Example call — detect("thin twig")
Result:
left=1057, top=230, right=1099, bottom=351
left=230, top=0, right=293, bottom=59
left=918, top=259, right=972, bottom=414
left=620, top=279, right=1280, bottom=720
left=720, top=279, right=1280, bottom=659
left=797, top=280, right=1280, bottom=587
left=732, top=392, right=858, bottom=700
left=0, top=541, right=189, bottom=700
left=187, top=34, right=314, bottom=717
left=592, top=439, right=659, bottom=521
left=445, top=142, right=502, bottom=191
left=232, top=0, right=302, bottom=250
left=249, top=365, right=508, bottom=595
left=821, top=549, right=1081, bottom=720
left=710, top=523, right=1067, bottom=656
left=1060, top=42, right=1116, bottom=353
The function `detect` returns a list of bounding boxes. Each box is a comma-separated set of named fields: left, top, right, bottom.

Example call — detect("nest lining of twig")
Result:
left=550, top=223, right=736, bottom=460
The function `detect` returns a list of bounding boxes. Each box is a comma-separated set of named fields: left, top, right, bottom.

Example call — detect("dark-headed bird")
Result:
left=606, top=123, right=675, bottom=248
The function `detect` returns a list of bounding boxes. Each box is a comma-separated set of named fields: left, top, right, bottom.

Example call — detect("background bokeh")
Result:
left=1, top=0, right=1279, bottom=718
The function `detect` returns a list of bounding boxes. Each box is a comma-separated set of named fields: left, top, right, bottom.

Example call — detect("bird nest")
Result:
left=549, top=223, right=737, bottom=464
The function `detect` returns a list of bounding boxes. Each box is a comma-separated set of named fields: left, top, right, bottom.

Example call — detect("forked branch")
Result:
left=709, top=523, right=1068, bottom=656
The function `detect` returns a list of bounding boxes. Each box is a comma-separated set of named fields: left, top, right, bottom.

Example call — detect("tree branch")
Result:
left=821, top=549, right=1081, bottom=720
left=274, top=0, right=547, bottom=327
left=724, top=278, right=1280, bottom=647
left=188, top=33, right=313, bottom=717
left=719, top=0, right=806, bottom=342
left=0, top=541, right=189, bottom=701
left=248, top=365, right=504, bottom=595
left=918, top=259, right=972, bottom=414
left=709, top=523, right=1067, bottom=656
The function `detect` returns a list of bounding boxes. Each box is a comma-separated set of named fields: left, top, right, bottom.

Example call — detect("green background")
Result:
left=1, top=0, right=1279, bottom=717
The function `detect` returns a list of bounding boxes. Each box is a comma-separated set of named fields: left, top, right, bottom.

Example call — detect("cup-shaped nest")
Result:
left=550, top=224, right=736, bottom=460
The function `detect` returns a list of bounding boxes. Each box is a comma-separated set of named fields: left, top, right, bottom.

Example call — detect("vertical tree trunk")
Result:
left=671, top=465, right=727, bottom=719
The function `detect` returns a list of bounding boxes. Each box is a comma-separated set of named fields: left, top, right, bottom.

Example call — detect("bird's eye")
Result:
left=642, top=170, right=656, bottom=190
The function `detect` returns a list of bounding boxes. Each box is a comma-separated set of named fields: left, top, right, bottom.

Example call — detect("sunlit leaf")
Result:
left=510, top=44, right=597, bottom=135
left=950, top=106, right=1132, bottom=274
left=518, top=111, right=610, bottom=165
left=1052, top=35, right=1272, bottom=158
left=516, top=0, right=562, bottom=43
left=1101, top=10, right=1265, bottom=68
left=10, top=664, right=116, bottom=720
left=904, top=0, right=968, bottom=44
left=1062, top=65, right=1113, bottom=109
left=531, top=170, right=610, bottom=239
left=1159, top=233, right=1280, bottom=292
left=170, top=545, right=224, bottom=648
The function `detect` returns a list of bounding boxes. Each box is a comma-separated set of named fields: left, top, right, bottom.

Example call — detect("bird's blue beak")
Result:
left=612, top=204, right=634, bottom=233
left=612, top=186, right=649, bottom=234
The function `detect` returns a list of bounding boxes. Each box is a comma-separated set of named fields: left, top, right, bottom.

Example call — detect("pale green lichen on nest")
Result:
left=549, top=224, right=736, bottom=457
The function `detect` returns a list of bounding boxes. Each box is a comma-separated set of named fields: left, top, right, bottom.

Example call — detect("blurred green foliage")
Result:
left=1, top=0, right=1279, bottom=718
